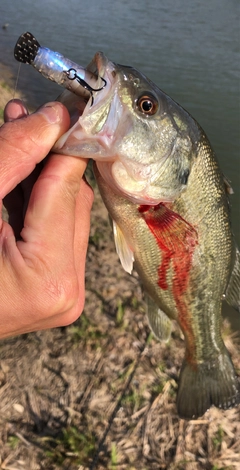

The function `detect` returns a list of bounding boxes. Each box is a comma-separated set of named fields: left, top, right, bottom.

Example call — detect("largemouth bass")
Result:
left=15, top=33, right=240, bottom=419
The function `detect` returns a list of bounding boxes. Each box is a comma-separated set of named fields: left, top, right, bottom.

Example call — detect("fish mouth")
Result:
left=61, top=52, right=112, bottom=122
left=54, top=52, right=118, bottom=154
left=85, top=52, right=109, bottom=92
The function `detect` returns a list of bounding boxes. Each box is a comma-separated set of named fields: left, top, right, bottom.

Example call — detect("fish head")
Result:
left=54, top=52, right=199, bottom=204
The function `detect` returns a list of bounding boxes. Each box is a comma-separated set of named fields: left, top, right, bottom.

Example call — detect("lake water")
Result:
left=0, top=0, right=239, bottom=326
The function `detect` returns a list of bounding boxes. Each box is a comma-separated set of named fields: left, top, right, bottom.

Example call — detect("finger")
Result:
left=72, top=177, right=94, bottom=311
left=4, top=99, right=29, bottom=122
left=18, top=153, right=93, bottom=267
left=3, top=100, right=29, bottom=237
left=0, top=102, right=70, bottom=199
left=14, top=153, right=93, bottom=320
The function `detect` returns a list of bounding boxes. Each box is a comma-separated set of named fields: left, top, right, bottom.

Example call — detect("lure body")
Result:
left=14, top=32, right=106, bottom=100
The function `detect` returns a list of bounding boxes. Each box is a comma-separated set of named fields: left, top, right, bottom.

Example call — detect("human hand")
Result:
left=0, top=99, right=93, bottom=338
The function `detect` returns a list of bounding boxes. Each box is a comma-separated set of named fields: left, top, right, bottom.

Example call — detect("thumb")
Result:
left=0, top=101, right=70, bottom=199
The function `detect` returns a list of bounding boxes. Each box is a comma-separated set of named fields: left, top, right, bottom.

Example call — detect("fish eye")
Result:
left=136, top=93, right=158, bottom=115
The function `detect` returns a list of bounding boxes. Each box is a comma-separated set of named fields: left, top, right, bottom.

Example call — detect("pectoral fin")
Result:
left=224, top=245, right=240, bottom=312
left=112, top=220, right=134, bottom=274
left=146, top=295, right=172, bottom=342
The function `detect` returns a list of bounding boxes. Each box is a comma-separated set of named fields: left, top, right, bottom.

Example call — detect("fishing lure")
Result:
left=14, top=32, right=107, bottom=105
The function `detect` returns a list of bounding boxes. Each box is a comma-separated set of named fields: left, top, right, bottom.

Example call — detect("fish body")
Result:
left=14, top=34, right=240, bottom=419
left=94, top=159, right=238, bottom=419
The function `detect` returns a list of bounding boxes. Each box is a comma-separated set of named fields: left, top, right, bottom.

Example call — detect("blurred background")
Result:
left=0, top=0, right=239, bottom=305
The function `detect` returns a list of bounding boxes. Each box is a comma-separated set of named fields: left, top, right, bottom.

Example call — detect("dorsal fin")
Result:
left=223, top=175, right=234, bottom=195
left=224, top=245, right=240, bottom=312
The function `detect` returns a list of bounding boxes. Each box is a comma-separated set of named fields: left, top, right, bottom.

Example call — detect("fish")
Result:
left=14, top=32, right=240, bottom=419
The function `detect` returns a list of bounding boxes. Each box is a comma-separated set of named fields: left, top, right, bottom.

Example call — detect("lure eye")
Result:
left=137, top=93, right=158, bottom=115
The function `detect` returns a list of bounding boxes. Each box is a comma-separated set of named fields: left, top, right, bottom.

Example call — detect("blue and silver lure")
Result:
left=14, top=32, right=106, bottom=104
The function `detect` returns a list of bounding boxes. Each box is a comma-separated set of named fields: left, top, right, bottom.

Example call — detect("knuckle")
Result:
left=59, top=298, right=85, bottom=327
left=27, top=267, right=80, bottom=320
left=0, top=119, right=46, bottom=168
left=44, top=274, right=80, bottom=316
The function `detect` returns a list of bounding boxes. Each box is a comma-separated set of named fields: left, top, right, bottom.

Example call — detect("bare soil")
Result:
left=0, top=75, right=239, bottom=470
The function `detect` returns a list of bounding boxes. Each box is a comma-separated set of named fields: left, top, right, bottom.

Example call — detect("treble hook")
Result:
left=66, top=68, right=107, bottom=106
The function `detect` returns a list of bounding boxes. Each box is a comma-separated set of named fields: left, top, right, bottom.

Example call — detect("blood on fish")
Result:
left=138, top=204, right=198, bottom=291
left=139, top=203, right=198, bottom=364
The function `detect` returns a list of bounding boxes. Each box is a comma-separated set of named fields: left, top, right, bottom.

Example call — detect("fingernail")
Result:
left=4, top=99, right=28, bottom=122
left=37, top=103, right=60, bottom=124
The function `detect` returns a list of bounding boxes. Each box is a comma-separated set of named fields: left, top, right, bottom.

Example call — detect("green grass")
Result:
left=212, top=426, right=224, bottom=450
left=116, top=300, right=125, bottom=326
left=7, top=435, right=20, bottom=450
left=0, top=80, right=11, bottom=91
left=89, top=228, right=104, bottom=248
left=68, top=313, right=106, bottom=347
left=43, top=426, right=96, bottom=467
left=151, top=381, right=165, bottom=397
left=211, top=466, right=232, bottom=470
left=121, top=386, right=145, bottom=412
left=146, top=331, right=154, bottom=345
left=110, top=442, right=118, bottom=469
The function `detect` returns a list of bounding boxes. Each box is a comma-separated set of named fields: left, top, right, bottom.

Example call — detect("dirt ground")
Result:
left=0, top=73, right=239, bottom=470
